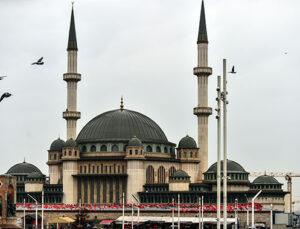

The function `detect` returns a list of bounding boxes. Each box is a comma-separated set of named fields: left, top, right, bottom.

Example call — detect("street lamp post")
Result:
left=41, top=191, right=44, bottom=229
left=172, top=198, right=175, bottom=229
left=27, top=194, right=38, bottom=229
left=178, top=194, right=180, bottom=229
left=252, top=190, right=262, bottom=229
left=245, top=194, right=249, bottom=228
left=222, top=58, right=228, bottom=229
left=270, top=204, right=273, bottom=229
left=234, top=199, right=238, bottom=229
left=216, top=75, right=222, bottom=229
left=132, top=194, right=140, bottom=226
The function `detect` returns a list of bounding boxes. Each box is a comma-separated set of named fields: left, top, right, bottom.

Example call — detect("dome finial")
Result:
left=120, top=96, right=124, bottom=110
left=264, top=170, right=267, bottom=176
left=23, top=157, right=26, bottom=163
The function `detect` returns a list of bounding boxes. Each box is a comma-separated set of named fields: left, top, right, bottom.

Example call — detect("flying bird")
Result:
left=31, top=57, right=44, bottom=65
left=0, top=76, right=7, bottom=80
left=229, top=66, right=236, bottom=74
left=0, top=92, right=12, bottom=102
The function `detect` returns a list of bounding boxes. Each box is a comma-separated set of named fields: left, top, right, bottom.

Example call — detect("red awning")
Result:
left=100, top=220, right=114, bottom=225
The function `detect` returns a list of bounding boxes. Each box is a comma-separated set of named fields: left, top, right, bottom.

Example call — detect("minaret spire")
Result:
left=197, top=0, right=208, bottom=44
left=193, top=0, right=212, bottom=181
left=67, top=4, right=78, bottom=51
left=63, top=4, right=81, bottom=140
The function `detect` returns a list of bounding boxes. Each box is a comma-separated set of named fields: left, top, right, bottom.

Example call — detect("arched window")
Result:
left=82, top=146, right=87, bottom=153
left=129, top=150, right=132, bottom=155
left=169, top=166, right=176, bottom=177
left=135, top=150, right=138, bottom=155
left=146, top=145, right=152, bottom=152
left=64, top=151, right=66, bottom=156
left=158, top=166, right=166, bottom=184
left=91, top=145, right=96, bottom=152
left=112, top=144, right=119, bottom=152
left=140, top=150, right=143, bottom=155
left=100, top=145, right=107, bottom=152
left=54, top=154, right=57, bottom=160
left=156, top=146, right=161, bottom=153
left=69, top=151, right=72, bottom=156
left=74, top=151, right=77, bottom=156
left=146, top=166, right=154, bottom=184
left=183, top=152, right=187, bottom=158
left=190, top=152, right=193, bottom=158
left=164, top=147, right=168, bottom=153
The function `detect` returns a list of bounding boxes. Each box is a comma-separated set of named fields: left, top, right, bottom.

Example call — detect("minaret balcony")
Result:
left=193, top=67, right=212, bottom=76
left=63, top=111, right=81, bottom=120
left=63, top=73, right=81, bottom=82
left=193, top=107, right=212, bottom=116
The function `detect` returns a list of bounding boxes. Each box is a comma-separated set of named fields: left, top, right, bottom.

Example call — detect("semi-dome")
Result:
left=128, top=137, right=143, bottom=147
left=77, top=109, right=170, bottom=144
left=253, top=175, right=280, bottom=184
left=64, top=138, right=78, bottom=148
left=206, top=159, right=247, bottom=173
left=7, top=161, right=42, bottom=175
left=178, top=135, right=197, bottom=149
left=27, top=172, right=45, bottom=179
left=50, top=138, right=65, bottom=151
left=170, top=170, right=190, bottom=178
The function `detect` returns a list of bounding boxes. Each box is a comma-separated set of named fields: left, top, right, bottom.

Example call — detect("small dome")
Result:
left=206, top=159, right=247, bottom=173
left=7, top=161, right=42, bottom=175
left=64, top=138, right=78, bottom=148
left=128, top=137, right=143, bottom=147
left=253, top=175, right=280, bottom=184
left=170, top=170, right=190, bottom=178
left=50, top=138, right=65, bottom=151
left=27, top=172, right=45, bottom=179
left=178, top=135, right=197, bottom=149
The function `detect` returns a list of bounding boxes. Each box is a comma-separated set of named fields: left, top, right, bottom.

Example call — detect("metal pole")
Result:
left=216, top=75, right=221, bottom=229
left=247, top=204, right=249, bottom=228
left=270, top=204, right=273, bottom=229
left=172, top=198, right=174, bottom=229
left=222, top=58, right=228, bottom=229
left=178, top=193, right=180, bottom=229
left=252, top=190, right=262, bottom=229
left=42, top=191, right=44, bottom=229
left=122, top=192, right=125, bottom=229
left=201, top=196, right=204, bottom=229
left=23, top=199, right=26, bottom=229
left=199, top=197, right=201, bottom=229
left=131, top=201, right=134, bottom=229
left=27, top=194, right=38, bottom=229
left=234, top=199, right=238, bottom=229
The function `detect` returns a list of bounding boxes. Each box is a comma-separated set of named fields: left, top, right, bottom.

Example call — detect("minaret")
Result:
left=63, top=5, right=81, bottom=140
left=193, top=0, right=212, bottom=181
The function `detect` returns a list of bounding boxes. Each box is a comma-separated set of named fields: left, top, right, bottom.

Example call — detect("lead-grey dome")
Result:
left=253, top=175, right=280, bottom=184
left=77, top=109, right=169, bottom=144
left=7, top=161, right=42, bottom=175
left=64, top=138, right=78, bottom=148
left=206, top=160, right=247, bottom=173
left=27, top=172, right=45, bottom=179
left=128, top=137, right=143, bottom=147
left=50, top=138, right=65, bottom=151
left=178, top=135, right=197, bottom=149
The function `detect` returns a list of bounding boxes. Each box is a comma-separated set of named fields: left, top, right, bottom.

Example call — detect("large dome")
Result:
left=77, top=109, right=170, bottom=144
left=7, top=161, right=42, bottom=175
left=252, top=175, right=280, bottom=184
left=206, top=159, right=248, bottom=173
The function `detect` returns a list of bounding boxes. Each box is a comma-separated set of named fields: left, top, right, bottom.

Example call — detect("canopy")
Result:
left=48, top=217, right=75, bottom=224
left=100, top=220, right=114, bottom=225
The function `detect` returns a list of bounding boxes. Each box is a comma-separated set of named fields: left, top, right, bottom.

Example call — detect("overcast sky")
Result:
left=0, top=0, right=299, bottom=210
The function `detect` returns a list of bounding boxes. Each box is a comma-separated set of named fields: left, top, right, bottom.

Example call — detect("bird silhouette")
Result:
left=0, top=76, right=7, bottom=80
left=229, top=66, right=236, bottom=74
left=31, top=57, right=44, bottom=65
left=0, top=92, right=12, bottom=102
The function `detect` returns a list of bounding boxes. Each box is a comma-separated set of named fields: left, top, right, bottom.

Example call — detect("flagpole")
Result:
left=23, top=199, right=26, bottom=229
left=122, top=192, right=125, bottom=229
left=131, top=200, right=134, bottom=229
left=199, top=197, right=201, bottom=229
left=178, top=193, right=180, bottom=229
left=172, top=198, right=174, bottom=229
left=216, top=75, right=221, bottom=229
left=201, top=196, right=204, bottom=229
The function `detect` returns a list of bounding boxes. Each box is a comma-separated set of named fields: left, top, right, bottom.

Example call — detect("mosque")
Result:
left=5, top=1, right=289, bottom=212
